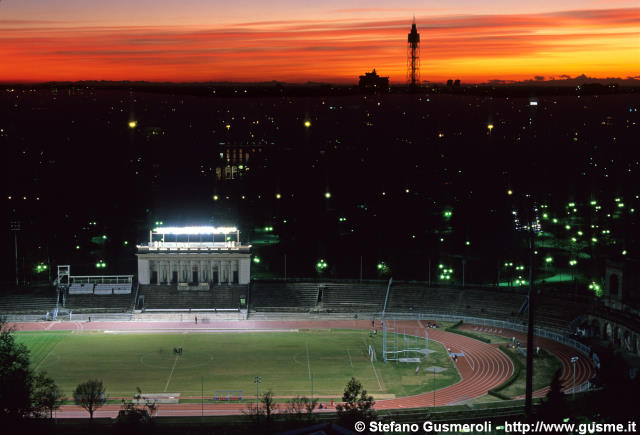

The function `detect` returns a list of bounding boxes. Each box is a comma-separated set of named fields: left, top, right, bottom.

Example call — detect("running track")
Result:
left=13, top=319, right=594, bottom=418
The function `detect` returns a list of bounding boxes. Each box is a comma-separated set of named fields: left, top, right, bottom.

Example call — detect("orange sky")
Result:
left=1, top=2, right=639, bottom=83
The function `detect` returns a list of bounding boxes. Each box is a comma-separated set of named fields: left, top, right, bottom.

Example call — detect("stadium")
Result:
left=4, top=224, right=634, bottom=434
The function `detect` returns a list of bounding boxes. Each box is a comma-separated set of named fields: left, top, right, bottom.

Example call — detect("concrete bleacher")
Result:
left=64, top=293, right=135, bottom=313
left=247, top=280, right=588, bottom=334
left=139, top=284, right=244, bottom=310
left=250, top=282, right=319, bottom=311
left=320, top=282, right=387, bottom=312
left=0, top=290, right=57, bottom=314
left=69, top=283, right=95, bottom=294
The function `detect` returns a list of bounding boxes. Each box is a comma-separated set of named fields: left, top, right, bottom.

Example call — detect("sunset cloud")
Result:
left=1, top=7, right=638, bottom=83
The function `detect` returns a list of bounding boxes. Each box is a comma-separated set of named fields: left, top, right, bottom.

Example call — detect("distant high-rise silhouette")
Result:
left=407, top=18, right=420, bottom=88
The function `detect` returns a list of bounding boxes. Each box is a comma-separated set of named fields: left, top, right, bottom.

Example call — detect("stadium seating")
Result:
left=250, top=282, right=319, bottom=311
left=64, top=293, right=135, bottom=312
left=320, top=282, right=387, bottom=312
left=247, top=281, right=588, bottom=333
left=139, top=284, right=244, bottom=310
left=0, top=291, right=57, bottom=314
left=69, top=283, right=95, bottom=294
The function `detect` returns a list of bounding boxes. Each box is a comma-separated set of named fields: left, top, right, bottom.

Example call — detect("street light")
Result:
left=570, top=356, right=579, bottom=399
left=253, top=375, right=262, bottom=422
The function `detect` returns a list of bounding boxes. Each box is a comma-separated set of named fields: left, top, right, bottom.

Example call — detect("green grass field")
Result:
left=15, top=329, right=459, bottom=400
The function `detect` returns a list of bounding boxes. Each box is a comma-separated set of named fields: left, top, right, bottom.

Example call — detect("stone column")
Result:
left=218, top=260, right=222, bottom=284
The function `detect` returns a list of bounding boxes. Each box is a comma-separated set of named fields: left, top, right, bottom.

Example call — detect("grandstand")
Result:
left=250, top=281, right=319, bottom=311
left=138, top=284, right=245, bottom=311
left=246, top=281, right=588, bottom=334
left=0, top=289, right=57, bottom=314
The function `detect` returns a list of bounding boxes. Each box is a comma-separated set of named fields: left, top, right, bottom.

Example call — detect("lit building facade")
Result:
left=136, top=226, right=251, bottom=286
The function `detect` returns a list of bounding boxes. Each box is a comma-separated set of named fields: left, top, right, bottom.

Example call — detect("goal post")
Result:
left=382, top=319, right=429, bottom=363
left=368, top=344, right=376, bottom=362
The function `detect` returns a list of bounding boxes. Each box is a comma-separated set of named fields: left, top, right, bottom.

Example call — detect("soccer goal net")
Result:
left=382, top=319, right=429, bottom=363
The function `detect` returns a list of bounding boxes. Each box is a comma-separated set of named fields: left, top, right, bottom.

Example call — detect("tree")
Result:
left=285, top=396, right=318, bottom=422
left=73, top=380, right=106, bottom=420
left=0, top=319, right=64, bottom=422
left=261, top=390, right=276, bottom=424
left=538, top=369, right=565, bottom=422
left=31, top=371, right=64, bottom=419
left=335, top=377, right=376, bottom=428
left=0, top=319, right=33, bottom=421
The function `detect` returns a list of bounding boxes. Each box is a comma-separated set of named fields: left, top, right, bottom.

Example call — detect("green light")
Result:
left=123, top=241, right=128, bottom=246
left=569, top=260, right=578, bottom=266
left=465, top=241, right=470, bottom=246
left=545, top=257, right=553, bottom=263
left=592, top=237, right=598, bottom=243
left=552, top=218, right=558, bottom=223
left=565, top=225, right=571, bottom=230
left=542, top=213, right=549, bottom=219
left=339, top=217, right=347, bottom=222
left=253, top=257, right=261, bottom=264
left=563, top=418, right=570, bottom=423
left=590, top=200, right=597, bottom=206
left=618, top=203, right=624, bottom=208
left=577, top=231, right=583, bottom=236
left=238, top=165, right=244, bottom=169
left=76, top=245, right=81, bottom=250
left=264, top=226, right=273, bottom=232
left=568, top=202, right=575, bottom=207
left=622, top=250, right=627, bottom=255
left=443, top=210, right=452, bottom=218
left=439, top=264, right=444, bottom=269
left=440, top=238, right=444, bottom=242
left=571, top=237, right=577, bottom=242
left=102, top=235, right=107, bottom=240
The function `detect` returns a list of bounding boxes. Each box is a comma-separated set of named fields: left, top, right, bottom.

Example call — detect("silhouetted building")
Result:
left=359, top=69, right=389, bottom=90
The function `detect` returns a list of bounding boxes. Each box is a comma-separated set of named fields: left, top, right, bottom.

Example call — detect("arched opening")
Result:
left=604, top=323, right=612, bottom=340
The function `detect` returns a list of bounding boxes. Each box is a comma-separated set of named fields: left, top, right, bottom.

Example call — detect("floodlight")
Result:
left=152, top=226, right=237, bottom=235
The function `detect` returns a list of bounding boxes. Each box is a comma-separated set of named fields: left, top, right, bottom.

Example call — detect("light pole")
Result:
left=254, top=375, right=262, bottom=422
left=570, top=356, right=579, bottom=399
left=10, top=221, right=20, bottom=286
left=433, top=366, right=436, bottom=407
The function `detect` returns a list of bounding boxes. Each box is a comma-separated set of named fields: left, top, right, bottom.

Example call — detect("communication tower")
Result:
left=407, top=18, right=420, bottom=88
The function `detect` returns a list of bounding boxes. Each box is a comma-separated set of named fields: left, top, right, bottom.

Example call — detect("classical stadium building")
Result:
left=136, top=226, right=251, bottom=287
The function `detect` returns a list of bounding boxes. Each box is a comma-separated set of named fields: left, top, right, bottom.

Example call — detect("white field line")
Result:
left=370, top=360, right=383, bottom=391
left=347, top=349, right=353, bottom=368
left=305, top=341, right=312, bottom=380
left=34, top=338, right=61, bottom=372
left=164, top=333, right=186, bottom=392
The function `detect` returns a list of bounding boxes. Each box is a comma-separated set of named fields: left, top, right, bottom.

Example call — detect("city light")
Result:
left=324, top=192, right=331, bottom=199
left=253, top=256, right=261, bottom=264
left=487, top=123, right=494, bottom=132
left=128, top=120, right=137, bottom=128
left=507, top=189, right=513, bottom=195
left=304, top=121, right=311, bottom=128
left=316, top=259, right=328, bottom=272
left=545, top=257, right=553, bottom=263
left=213, top=195, right=219, bottom=201
left=95, top=260, right=107, bottom=269
left=276, top=193, right=281, bottom=199
left=35, top=263, right=48, bottom=273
